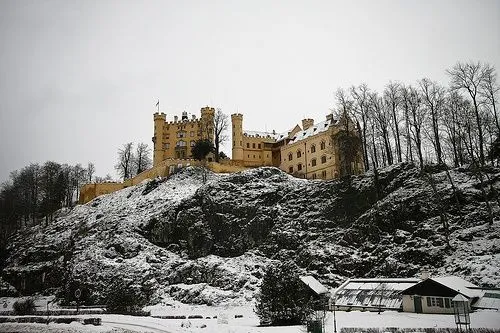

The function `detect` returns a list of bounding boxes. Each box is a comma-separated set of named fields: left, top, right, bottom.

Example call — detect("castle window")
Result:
left=177, top=131, right=186, bottom=138
left=247, top=143, right=250, bottom=148
left=258, top=144, right=261, bottom=149
left=312, top=173, right=317, bottom=179
left=253, top=143, right=256, bottom=148
left=190, top=131, right=194, bottom=137
left=311, top=144, right=316, bottom=153
left=321, top=155, right=327, bottom=164
left=297, top=150, right=302, bottom=158
left=253, top=155, right=255, bottom=158
left=163, top=143, right=170, bottom=149
left=311, top=158, right=317, bottom=167
left=321, top=170, right=327, bottom=178
left=320, top=141, right=326, bottom=150
left=289, top=166, right=293, bottom=173
left=297, top=163, right=302, bottom=171
left=176, top=140, right=187, bottom=147
left=190, top=141, right=195, bottom=147
left=288, top=153, right=293, bottom=161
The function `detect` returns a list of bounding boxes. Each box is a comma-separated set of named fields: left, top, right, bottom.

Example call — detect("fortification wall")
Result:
left=78, top=159, right=248, bottom=204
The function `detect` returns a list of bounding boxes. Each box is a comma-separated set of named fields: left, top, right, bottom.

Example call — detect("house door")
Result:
left=414, top=296, right=423, bottom=313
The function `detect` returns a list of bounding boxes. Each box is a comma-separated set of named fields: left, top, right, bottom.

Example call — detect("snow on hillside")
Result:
left=2, top=164, right=500, bottom=308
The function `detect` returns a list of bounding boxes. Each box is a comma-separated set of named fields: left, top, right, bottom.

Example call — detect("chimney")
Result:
left=182, top=111, right=188, bottom=121
left=420, top=271, right=430, bottom=280
left=174, top=116, right=178, bottom=122
left=302, top=118, right=314, bottom=130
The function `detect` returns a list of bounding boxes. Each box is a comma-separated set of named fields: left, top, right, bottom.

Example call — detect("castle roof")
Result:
left=289, top=118, right=334, bottom=144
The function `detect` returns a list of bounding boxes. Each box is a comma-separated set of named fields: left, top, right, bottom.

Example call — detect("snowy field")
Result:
left=1, top=305, right=499, bottom=333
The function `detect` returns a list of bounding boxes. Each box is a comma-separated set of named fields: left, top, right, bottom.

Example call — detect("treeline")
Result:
left=0, top=161, right=112, bottom=246
left=334, top=61, right=499, bottom=171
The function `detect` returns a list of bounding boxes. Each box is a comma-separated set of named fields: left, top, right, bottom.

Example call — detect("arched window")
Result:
left=176, top=140, right=186, bottom=147
left=321, top=170, right=327, bottom=179
left=297, top=150, right=302, bottom=158
left=321, top=155, right=327, bottom=164
left=288, top=153, right=293, bottom=161
left=311, top=158, right=317, bottom=167
left=289, top=166, right=293, bottom=173
left=310, top=144, right=316, bottom=153
left=297, top=163, right=302, bottom=171
left=320, top=141, right=326, bottom=150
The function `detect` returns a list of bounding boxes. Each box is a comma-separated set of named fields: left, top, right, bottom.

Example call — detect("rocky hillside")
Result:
left=1, top=164, right=499, bottom=306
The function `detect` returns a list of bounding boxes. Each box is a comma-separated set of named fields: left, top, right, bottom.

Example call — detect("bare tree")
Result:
left=400, top=84, right=415, bottom=163
left=447, top=61, right=488, bottom=165
left=213, top=108, right=229, bottom=162
left=86, top=162, right=95, bottom=183
left=369, top=92, right=393, bottom=166
left=480, top=64, right=500, bottom=134
left=115, top=142, right=135, bottom=181
left=134, top=143, right=152, bottom=175
left=384, top=82, right=403, bottom=163
left=443, top=91, right=468, bottom=167
left=419, top=78, right=446, bottom=164
left=350, top=83, right=371, bottom=170
left=407, top=86, right=426, bottom=169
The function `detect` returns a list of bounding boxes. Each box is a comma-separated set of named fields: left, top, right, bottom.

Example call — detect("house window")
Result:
left=321, top=155, right=327, bottom=164
left=297, top=150, right=302, bottom=158
left=311, top=158, right=317, bottom=167
left=288, top=153, right=293, bottom=161
left=311, top=144, right=316, bottom=153
left=297, top=163, right=302, bottom=171
left=289, top=166, right=293, bottom=173
left=320, top=141, right=326, bottom=150
left=322, top=170, right=327, bottom=178
left=427, top=297, right=445, bottom=308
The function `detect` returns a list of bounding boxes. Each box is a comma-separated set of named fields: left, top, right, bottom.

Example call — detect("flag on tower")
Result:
left=156, top=99, right=159, bottom=111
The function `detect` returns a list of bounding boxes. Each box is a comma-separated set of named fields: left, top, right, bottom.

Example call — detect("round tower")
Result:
left=200, top=106, right=215, bottom=142
left=153, top=112, right=166, bottom=166
left=231, top=113, right=243, bottom=162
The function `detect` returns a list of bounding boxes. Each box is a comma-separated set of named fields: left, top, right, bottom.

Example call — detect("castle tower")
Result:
left=231, top=113, right=243, bottom=162
left=200, top=106, right=215, bottom=142
left=153, top=112, right=166, bottom=166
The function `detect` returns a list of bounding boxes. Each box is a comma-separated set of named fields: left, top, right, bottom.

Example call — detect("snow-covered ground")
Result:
left=1, top=307, right=499, bottom=333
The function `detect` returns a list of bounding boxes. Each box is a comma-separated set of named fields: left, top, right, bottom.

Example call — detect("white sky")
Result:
left=0, top=0, right=499, bottom=182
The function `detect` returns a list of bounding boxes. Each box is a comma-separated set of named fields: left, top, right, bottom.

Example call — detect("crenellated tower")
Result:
left=200, top=106, right=215, bottom=142
left=231, top=113, right=243, bottom=162
left=152, top=112, right=166, bottom=166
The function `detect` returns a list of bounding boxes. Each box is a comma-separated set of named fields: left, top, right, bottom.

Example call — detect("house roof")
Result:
left=332, top=278, right=420, bottom=310
left=299, top=276, right=329, bottom=295
left=473, top=290, right=500, bottom=310
left=401, top=276, right=481, bottom=299
left=289, top=119, right=333, bottom=144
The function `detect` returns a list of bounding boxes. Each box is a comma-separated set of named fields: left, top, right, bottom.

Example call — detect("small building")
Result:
left=400, top=276, right=483, bottom=314
left=330, top=278, right=421, bottom=312
left=299, top=276, right=330, bottom=310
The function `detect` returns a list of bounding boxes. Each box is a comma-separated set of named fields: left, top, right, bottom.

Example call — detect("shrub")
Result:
left=105, top=279, right=149, bottom=314
left=255, top=261, right=312, bottom=326
left=13, top=298, right=36, bottom=315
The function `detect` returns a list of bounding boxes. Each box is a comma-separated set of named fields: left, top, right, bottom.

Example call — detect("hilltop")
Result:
left=1, top=163, right=499, bottom=306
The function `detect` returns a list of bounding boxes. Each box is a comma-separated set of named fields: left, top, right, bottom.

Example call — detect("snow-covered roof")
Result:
left=243, top=130, right=279, bottom=140
left=289, top=119, right=332, bottom=144
left=299, top=276, right=329, bottom=295
left=431, top=276, right=481, bottom=298
left=332, top=278, right=420, bottom=310
left=473, top=290, right=500, bottom=310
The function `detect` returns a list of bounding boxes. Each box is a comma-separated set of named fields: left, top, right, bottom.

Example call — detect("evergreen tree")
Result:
left=255, top=261, right=312, bottom=326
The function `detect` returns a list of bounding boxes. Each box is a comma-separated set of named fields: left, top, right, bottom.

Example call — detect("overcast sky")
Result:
left=0, top=0, right=499, bottom=182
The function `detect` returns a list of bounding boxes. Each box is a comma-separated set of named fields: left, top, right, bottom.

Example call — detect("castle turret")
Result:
left=302, top=118, right=314, bottom=130
left=153, top=112, right=166, bottom=166
left=200, top=106, right=215, bottom=142
left=231, top=113, right=243, bottom=162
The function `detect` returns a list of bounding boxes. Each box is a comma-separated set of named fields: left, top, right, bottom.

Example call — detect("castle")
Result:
left=231, top=113, right=364, bottom=179
left=80, top=105, right=364, bottom=204
left=152, top=106, right=364, bottom=180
